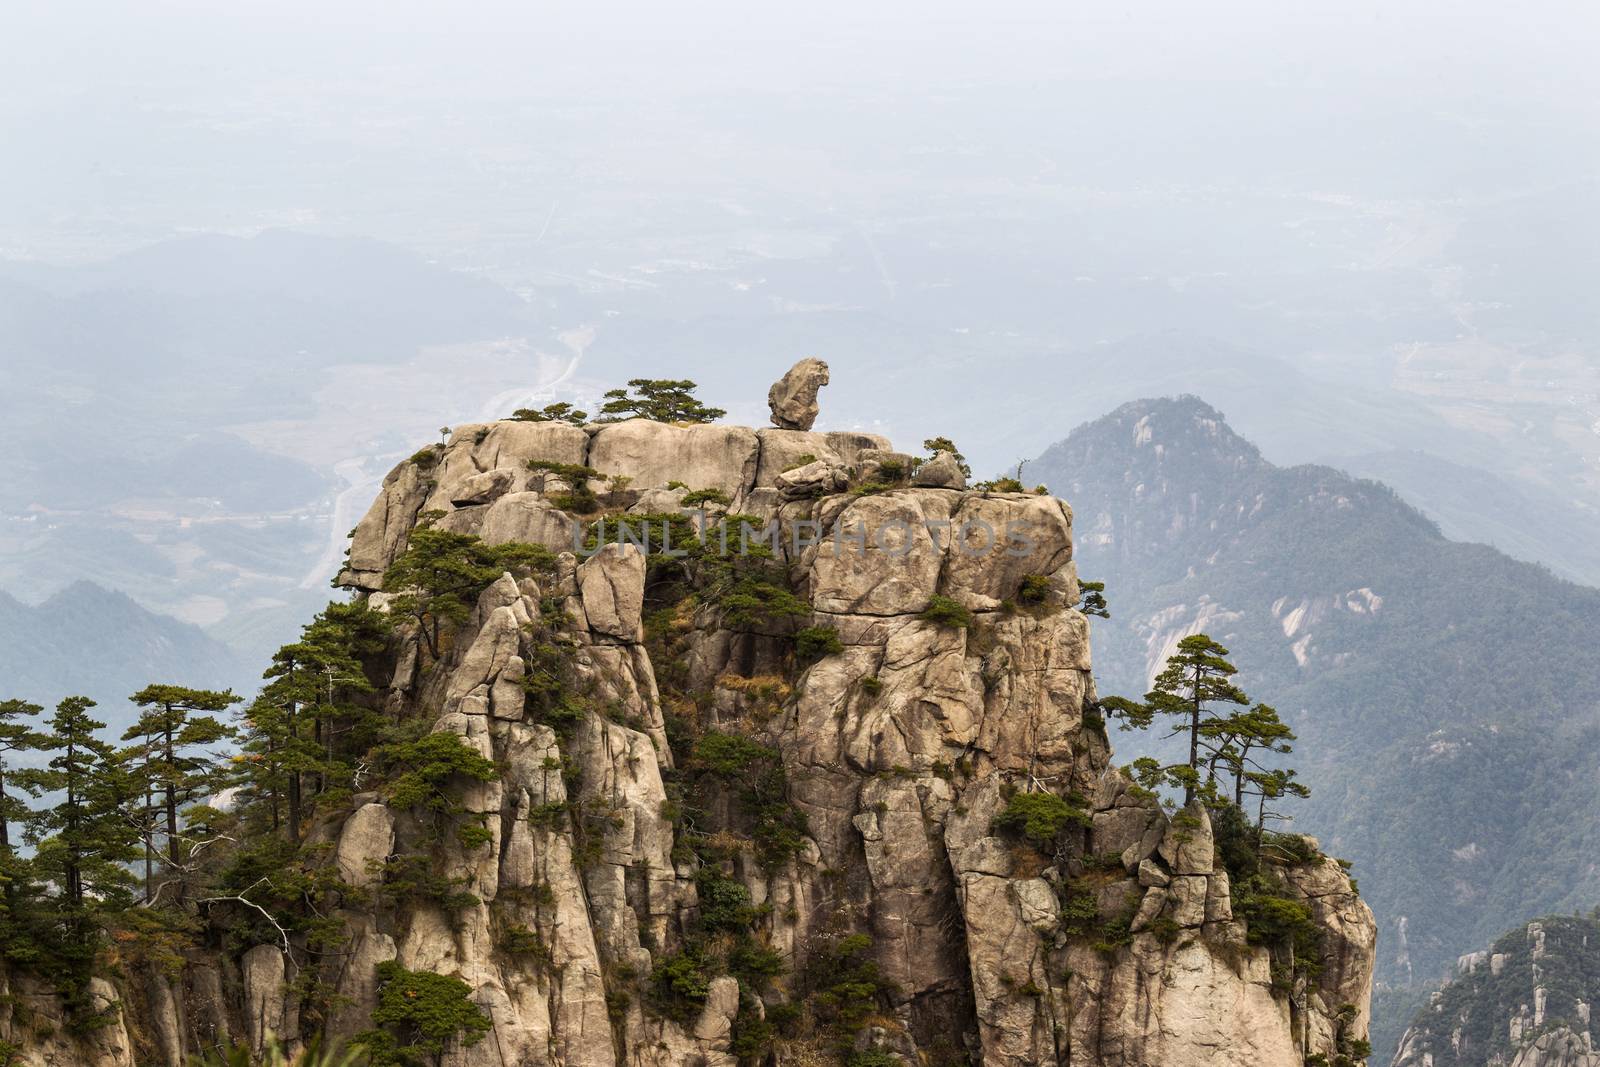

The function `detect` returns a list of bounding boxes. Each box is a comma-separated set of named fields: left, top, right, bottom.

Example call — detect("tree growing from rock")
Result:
left=24, top=697, right=141, bottom=910
left=1245, top=767, right=1311, bottom=835
left=509, top=401, right=588, bottom=425
left=298, top=600, right=389, bottom=776
left=922, top=436, right=972, bottom=478
left=238, top=601, right=389, bottom=842
left=355, top=960, right=492, bottom=1067
left=1143, top=634, right=1250, bottom=803
left=0, top=699, right=49, bottom=860
left=1077, top=579, right=1110, bottom=618
left=1204, top=702, right=1297, bottom=807
left=1107, top=636, right=1313, bottom=837
left=381, top=522, right=554, bottom=660
left=0, top=698, right=50, bottom=940
left=599, top=379, right=726, bottom=423
left=250, top=639, right=341, bottom=843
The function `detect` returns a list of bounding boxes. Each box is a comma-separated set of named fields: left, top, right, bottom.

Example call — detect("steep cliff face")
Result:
left=0, top=375, right=1376, bottom=1066
left=1393, top=915, right=1600, bottom=1067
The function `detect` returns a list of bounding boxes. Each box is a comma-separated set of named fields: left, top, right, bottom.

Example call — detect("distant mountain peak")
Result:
left=41, top=578, right=122, bottom=605
left=0, top=580, right=252, bottom=717
left=1029, top=396, right=1266, bottom=521
left=1079, top=394, right=1264, bottom=465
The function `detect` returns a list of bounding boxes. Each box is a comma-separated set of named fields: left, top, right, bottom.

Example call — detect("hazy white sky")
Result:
left=5, top=0, right=1597, bottom=101
left=0, top=0, right=1593, bottom=278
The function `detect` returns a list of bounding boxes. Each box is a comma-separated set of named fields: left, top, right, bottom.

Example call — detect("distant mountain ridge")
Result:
left=1328, top=447, right=1600, bottom=589
left=0, top=581, right=255, bottom=730
left=1029, top=396, right=1600, bottom=1063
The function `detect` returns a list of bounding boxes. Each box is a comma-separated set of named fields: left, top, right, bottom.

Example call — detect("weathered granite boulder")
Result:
left=588, top=419, right=759, bottom=497
left=475, top=492, right=580, bottom=550
left=1158, top=798, right=1217, bottom=876
left=913, top=449, right=967, bottom=489
left=335, top=802, right=395, bottom=889
left=754, top=428, right=844, bottom=485
left=855, top=447, right=919, bottom=484
left=577, top=543, right=646, bottom=642
left=767, top=357, right=829, bottom=430
left=774, top=458, right=849, bottom=499
left=449, top=466, right=520, bottom=506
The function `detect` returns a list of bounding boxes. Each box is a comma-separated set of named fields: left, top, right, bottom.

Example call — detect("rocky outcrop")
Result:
left=913, top=450, right=966, bottom=489
left=1394, top=914, right=1600, bottom=1067
left=767, top=357, right=830, bottom=430
left=0, top=974, right=137, bottom=1067
left=1510, top=1031, right=1600, bottom=1067
left=18, top=372, right=1375, bottom=1067
left=589, top=419, right=760, bottom=499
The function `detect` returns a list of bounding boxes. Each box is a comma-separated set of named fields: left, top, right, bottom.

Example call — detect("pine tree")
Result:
left=510, top=401, right=588, bottom=425
left=253, top=640, right=337, bottom=843
left=0, top=699, right=50, bottom=859
left=0, top=699, right=51, bottom=963
left=1244, top=767, right=1312, bottom=834
left=299, top=600, right=387, bottom=789
left=597, top=379, right=726, bottom=423
left=237, top=601, right=390, bottom=842
left=922, top=436, right=973, bottom=478
left=1107, top=642, right=1311, bottom=832
left=121, top=685, right=239, bottom=899
left=1203, top=702, right=1297, bottom=807
left=381, top=524, right=553, bottom=660
left=1143, top=634, right=1249, bottom=803
left=22, top=697, right=141, bottom=1020
left=1076, top=580, right=1110, bottom=618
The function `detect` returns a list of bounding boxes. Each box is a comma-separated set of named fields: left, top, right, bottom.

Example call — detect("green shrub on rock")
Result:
left=692, top=731, right=809, bottom=870
left=921, top=437, right=972, bottom=478
left=800, top=933, right=895, bottom=1042
left=992, top=790, right=1090, bottom=846
left=795, top=625, right=845, bottom=663
left=509, top=402, right=587, bottom=425
left=380, top=730, right=497, bottom=816
left=680, top=487, right=732, bottom=508
left=918, top=595, right=972, bottom=629
left=649, top=948, right=713, bottom=1022
left=526, top=460, right=602, bottom=513
left=380, top=525, right=554, bottom=659
left=1018, top=574, right=1052, bottom=605
left=354, top=961, right=491, bottom=1067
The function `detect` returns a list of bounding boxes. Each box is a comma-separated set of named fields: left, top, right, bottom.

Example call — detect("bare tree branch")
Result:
left=198, top=877, right=291, bottom=959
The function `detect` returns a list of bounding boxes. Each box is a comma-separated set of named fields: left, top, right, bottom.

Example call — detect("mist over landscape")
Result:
left=2, top=3, right=1598, bottom=1065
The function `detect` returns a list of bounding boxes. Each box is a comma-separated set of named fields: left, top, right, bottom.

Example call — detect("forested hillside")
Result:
left=1392, top=911, right=1600, bottom=1067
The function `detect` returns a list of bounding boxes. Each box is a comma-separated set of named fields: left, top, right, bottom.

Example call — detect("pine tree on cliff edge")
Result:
left=1100, top=633, right=1245, bottom=803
